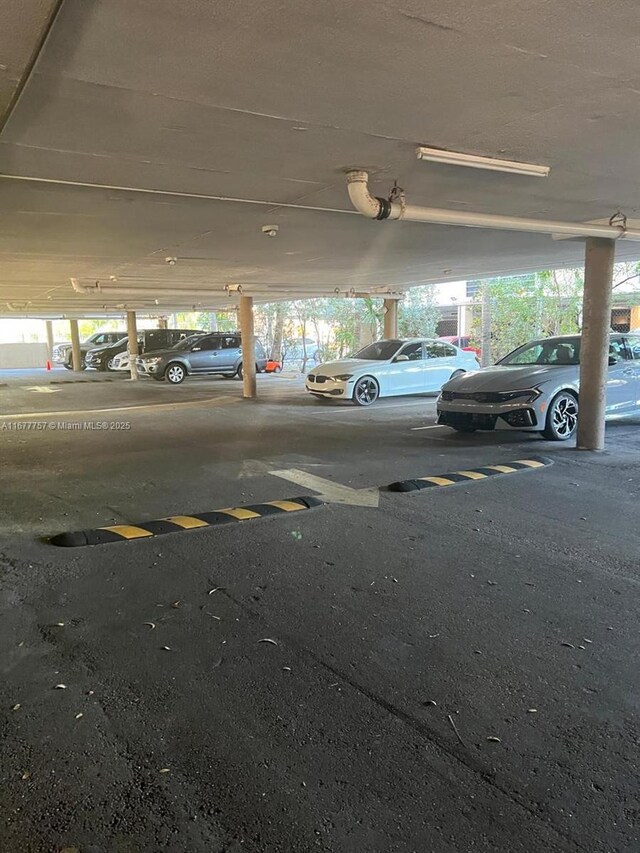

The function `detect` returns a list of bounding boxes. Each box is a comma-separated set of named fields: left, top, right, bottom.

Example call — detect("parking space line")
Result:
left=0, top=396, right=239, bottom=420
left=387, top=456, right=552, bottom=492
left=50, top=496, right=323, bottom=547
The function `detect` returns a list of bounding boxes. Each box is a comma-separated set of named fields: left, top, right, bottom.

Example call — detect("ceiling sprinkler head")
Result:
left=262, top=224, right=279, bottom=238
left=165, top=256, right=178, bottom=266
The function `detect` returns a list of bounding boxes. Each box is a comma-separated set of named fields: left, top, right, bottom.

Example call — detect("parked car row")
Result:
left=54, top=328, right=640, bottom=441
left=305, top=332, right=640, bottom=442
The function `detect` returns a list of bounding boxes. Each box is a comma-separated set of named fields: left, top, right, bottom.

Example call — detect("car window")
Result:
left=353, top=341, right=402, bottom=360
left=425, top=342, right=454, bottom=359
left=195, top=336, right=219, bottom=351
left=623, top=336, right=640, bottom=360
left=220, top=336, right=240, bottom=349
left=459, top=337, right=470, bottom=348
left=500, top=338, right=581, bottom=366
left=93, top=334, right=108, bottom=345
left=609, top=339, right=629, bottom=363
left=398, top=342, right=423, bottom=361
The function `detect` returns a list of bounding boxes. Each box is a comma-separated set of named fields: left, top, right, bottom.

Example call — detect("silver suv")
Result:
left=136, top=333, right=268, bottom=384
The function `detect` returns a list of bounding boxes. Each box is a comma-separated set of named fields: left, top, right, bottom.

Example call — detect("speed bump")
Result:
left=50, top=496, right=323, bottom=547
left=387, top=456, right=552, bottom=493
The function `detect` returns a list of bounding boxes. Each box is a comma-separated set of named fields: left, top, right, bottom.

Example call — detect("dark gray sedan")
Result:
left=136, top=332, right=267, bottom=384
left=437, top=334, right=640, bottom=440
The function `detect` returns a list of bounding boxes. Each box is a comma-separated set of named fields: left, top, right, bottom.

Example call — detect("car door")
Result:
left=423, top=342, right=458, bottom=391
left=385, top=341, right=425, bottom=394
left=605, top=337, right=636, bottom=414
left=186, top=335, right=219, bottom=372
left=212, top=336, right=239, bottom=373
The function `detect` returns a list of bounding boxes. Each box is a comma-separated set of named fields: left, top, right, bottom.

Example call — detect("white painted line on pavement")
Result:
left=411, top=425, right=447, bottom=431
left=271, top=468, right=379, bottom=507
left=0, top=396, right=239, bottom=420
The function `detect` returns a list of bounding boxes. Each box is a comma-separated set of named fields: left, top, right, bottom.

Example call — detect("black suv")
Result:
left=85, top=329, right=205, bottom=371
left=136, top=332, right=268, bottom=383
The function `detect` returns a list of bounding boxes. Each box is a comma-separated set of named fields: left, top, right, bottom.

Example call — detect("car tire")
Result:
left=353, top=376, right=380, bottom=407
left=450, top=369, right=466, bottom=380
left=273, top=365, right=282, bottom=373
left=165, top=362, right=186, bottom=385
left=63, top=363, right=73, bottom=370
left=65, top=360, right=86, bottom=370
left=152, top=374, right=164, bottom=382
left=541, top=391, right=578, bottom=441
left=105, top=357, right=118, bottom=372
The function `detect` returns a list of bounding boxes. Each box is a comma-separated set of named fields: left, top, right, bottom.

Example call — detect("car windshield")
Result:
left=352, top=341, right=402, bottom=361
left=499, top=338, right=581, bottom=366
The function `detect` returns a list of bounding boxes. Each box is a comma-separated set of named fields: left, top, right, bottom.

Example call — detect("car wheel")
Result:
left=542, top=391, right=578, bottom=441
left=353, top=376, right=379, bottom=407
left=235, top=363, right=243, bottom=379
left=106, top=357, right=118, bottom=372
left=63, top=362, right=73, bottom=370
left=273, top=365, right=282, bottom=373
left=165, top=362, right=186, bottom=385
left=151, top=374, right=164, bottom=382
left=450, top=369, right=466, bottom=380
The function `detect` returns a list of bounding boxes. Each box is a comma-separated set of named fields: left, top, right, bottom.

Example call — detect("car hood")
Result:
left=139, top=347, right=180, bottom=359
left=86, top=342, right=122, bottom=355
left=309, top=359, right=384, bottom=376
left=443, top=364, right=578, bottom=392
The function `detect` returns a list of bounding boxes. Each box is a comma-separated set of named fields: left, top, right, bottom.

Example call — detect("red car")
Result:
left=265, top=359, right=282, bottom=373
left=437, top=335, right=481, bottom=358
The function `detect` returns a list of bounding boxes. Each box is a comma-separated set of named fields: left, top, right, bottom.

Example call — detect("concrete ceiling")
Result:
left=1, top=0, right=640, bottom=316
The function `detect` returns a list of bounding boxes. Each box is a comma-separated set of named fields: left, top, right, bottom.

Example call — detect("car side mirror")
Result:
left=394, top=354, right=409, bottom=362
left=608, top=355, right=618, bottom=366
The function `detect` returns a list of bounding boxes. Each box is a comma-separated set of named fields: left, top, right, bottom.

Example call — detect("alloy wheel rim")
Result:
left=168, top=366, right=183, bottom=382
left=356, top=378, right=378, bottom=404
left=552, top=395, right=578, bottom=437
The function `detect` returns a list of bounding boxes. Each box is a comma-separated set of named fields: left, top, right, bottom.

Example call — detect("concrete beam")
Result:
left=69, top=319, right=82, bottom=372
left=383, top=299, right=398, bottom=339
left=0, top=1, right=64, bottom=133
left=577, top=237, right=615, bottom=451
left=126, top=311, right=139, bottom=381
left=45, top=320, right=54, bottom=361
left=239, top=295, right=257, bottom=399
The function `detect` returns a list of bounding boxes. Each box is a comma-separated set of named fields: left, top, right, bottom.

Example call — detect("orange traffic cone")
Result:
left=46, top=360, right=52, bottom=371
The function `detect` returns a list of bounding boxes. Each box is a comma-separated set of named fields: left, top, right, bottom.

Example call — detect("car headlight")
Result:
left=496, top=388, right=542, bottom=403
left=333, top=374, right=353, bottom=381
left=144, top=357, right=162, bottom=365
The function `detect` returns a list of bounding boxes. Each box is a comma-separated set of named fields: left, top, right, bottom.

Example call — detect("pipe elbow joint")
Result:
left=346, top=170, right=391, bottom=220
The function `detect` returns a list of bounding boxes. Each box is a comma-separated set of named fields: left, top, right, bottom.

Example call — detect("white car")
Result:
left=109, top=350, right=131, bottom=371
left=305, top=338, right=479, bottom=406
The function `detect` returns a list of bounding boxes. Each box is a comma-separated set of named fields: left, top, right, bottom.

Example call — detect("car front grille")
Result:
left=442, top=391, right=507, bottom=403
left=308, top=375, right=329, bottom=384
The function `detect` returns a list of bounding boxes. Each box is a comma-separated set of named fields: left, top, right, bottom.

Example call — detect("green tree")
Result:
left=397, top=286, right=439, bottom=338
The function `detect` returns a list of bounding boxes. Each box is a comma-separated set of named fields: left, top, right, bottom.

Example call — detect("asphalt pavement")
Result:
left=1, top=373, right=638, bottom=852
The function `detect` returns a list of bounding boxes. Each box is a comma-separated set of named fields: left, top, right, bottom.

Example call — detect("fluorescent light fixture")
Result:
left=416, top=146, right=550, bottom=178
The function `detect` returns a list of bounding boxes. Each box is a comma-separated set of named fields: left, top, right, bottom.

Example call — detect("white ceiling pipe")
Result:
left=346, top=170, right=640, bottom=241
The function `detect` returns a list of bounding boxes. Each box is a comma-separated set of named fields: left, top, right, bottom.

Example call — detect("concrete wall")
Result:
left=0, top=342, right=48, bottom=368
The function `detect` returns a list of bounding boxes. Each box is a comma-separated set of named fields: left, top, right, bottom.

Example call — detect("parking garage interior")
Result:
left=1, top=3, right=639, bottom=852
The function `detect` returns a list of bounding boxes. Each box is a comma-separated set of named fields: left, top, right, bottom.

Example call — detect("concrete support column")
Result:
left=383, top=299, right=398, bottom=339
left=127, top=310, right=139, bottom=381
left=480, top=282, right=492, bottom=367
left=577, top=237, right=615, bottom=451
left=157, top=316, right=168, bottom=329
left=69, top=319, right=82, bottom=372
left=45, top=320, right=54, bottom=361
left=238, top=295, right=257, bottom=398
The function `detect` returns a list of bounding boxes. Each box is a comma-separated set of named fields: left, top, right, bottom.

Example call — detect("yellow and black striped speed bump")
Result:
left=387, top=456, right=552, bottom=493
left=50, top=496, right=323, bottom=547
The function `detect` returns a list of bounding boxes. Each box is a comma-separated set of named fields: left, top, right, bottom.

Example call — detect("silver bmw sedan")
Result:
left=437, top=334, right=640, bottom=441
